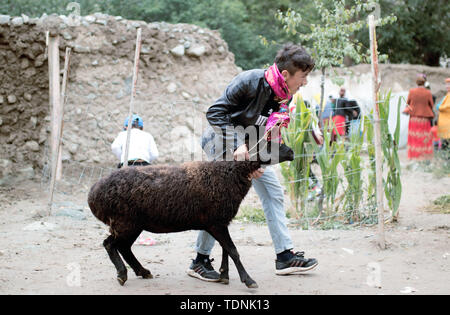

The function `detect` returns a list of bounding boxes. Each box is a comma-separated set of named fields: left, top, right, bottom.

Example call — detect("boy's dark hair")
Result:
left=275, top=43, right=315, bottom=75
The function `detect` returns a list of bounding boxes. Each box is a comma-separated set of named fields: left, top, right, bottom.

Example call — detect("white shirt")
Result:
left=111, top=128, right=159, bottom=163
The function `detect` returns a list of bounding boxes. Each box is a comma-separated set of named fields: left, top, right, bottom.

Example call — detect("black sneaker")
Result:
left=186, top=258, right=220, bottom=282
left=275, top=251, right=318, bottom=275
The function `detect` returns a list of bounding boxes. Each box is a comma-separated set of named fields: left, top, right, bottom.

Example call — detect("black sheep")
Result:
left=88, top=142, right=293, bottom=288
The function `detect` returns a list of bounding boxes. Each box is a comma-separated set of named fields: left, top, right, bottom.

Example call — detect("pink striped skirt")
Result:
left=407, top=116, right=433, bottom=160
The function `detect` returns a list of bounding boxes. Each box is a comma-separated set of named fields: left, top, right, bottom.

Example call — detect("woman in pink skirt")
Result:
left=404, top=74, right=435, bottom=160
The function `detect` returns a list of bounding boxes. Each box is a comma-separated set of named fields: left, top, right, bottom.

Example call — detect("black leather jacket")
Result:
left=207, top=69, right=279, bottom=129
left=202, top=69, right=280, bottom=158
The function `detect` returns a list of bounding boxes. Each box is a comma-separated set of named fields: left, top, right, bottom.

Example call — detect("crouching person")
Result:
left=187, top=43, right=321, bottom=281
left=111, top=114, right=159, bottom=168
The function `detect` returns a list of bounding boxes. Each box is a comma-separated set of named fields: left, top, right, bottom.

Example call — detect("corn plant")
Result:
left=280, top=92, right=402, bottom=226
left=281, top=98, right=314, bottom=216
left=378, top=91, right=402, bottom=219
left=364, top=112, right=377, bottom=206
left=311, top=121, right=346, bottom=215
left=341, top=119, right=365, bottom=222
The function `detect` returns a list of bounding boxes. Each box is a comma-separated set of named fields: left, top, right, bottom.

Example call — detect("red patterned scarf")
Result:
left=264, top=63, right=292, bottom=142
left=265, top=63, right=292, bottom=104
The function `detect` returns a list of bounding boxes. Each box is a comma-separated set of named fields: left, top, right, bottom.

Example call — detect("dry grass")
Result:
left=427, top=194, right=450, bottom=214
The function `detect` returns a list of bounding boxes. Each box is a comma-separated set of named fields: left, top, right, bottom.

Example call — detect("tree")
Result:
left=356, top=0, right=450, bottom=66
left=276, top=0, right=396, bottom=122
left=3, top=0, right=445, bottom=68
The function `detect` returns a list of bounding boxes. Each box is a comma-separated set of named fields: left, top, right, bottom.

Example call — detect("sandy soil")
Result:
left=0, top=150, right=449, bottom=295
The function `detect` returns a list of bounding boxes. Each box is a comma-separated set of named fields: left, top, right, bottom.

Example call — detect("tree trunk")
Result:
left=344, top=55, right=354, bottom=67
left=423, top=51, right=441, bottom=67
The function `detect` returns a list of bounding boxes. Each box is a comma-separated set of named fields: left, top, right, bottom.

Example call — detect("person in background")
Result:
left=425, top=81, right=438, bottom=126
left=321, top=94, right=335, bottom=129
left=403, top=74, right=435, bottom=160
left=425, top=80, right=441, bottom=151
left=431, top=125, right=441, bottom=151
left=347, top=99, right=362, bottom=137
left=436, top=78, right=450, bottom=150
left=339, top=87, right=347, bottom=99
left=332, top=88, right=351, bottom=143
left=111, top=114, right=159, bottom=168
left=424, top=81, right=437, bottom=106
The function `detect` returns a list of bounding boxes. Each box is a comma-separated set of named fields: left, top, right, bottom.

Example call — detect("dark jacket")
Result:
left=202, top=69, right=280, bottom=159
left=346, top=100, right=361, bottom=120
left=207, top=69, right=280, bottom=128
left=334, top=98, right=352, bottom=118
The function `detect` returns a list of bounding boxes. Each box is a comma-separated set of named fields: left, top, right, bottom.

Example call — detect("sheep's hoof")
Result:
left=219, top=277, right=229, bottom=285
left=139, top=269, right=153, bottom=279
left=245, top=279, right=258, bottom=289
left=246, top=282, right=258, bottom=289
left=142, top=273, right=153, bottom=279
left=117, top=272, right=128, bottom=286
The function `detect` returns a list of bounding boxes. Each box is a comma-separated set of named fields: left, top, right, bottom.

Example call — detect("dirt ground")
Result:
left=0, top=149, right=449, bottom=295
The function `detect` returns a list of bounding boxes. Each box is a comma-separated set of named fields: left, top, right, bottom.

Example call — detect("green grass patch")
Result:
left=431, top=195, right=450, bottom=214
left=235, top=205, right=266, bottom=224
left=432, top=149, right=450, bottom=179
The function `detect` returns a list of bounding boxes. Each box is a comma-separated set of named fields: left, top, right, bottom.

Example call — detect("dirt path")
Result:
left=0, top=150, right=449, bottom=295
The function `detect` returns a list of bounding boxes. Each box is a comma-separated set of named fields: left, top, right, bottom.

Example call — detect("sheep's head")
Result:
left=247, top=139, right=294, bottom=165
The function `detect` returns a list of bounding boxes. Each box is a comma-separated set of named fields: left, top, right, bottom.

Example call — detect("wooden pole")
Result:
left=47, top=34, right=61, bottom=214
left=369, top=15, right=386, bottom=249
left=123, top=27, right=142, bottom=167
left=56, top=47, right=72, bottom=181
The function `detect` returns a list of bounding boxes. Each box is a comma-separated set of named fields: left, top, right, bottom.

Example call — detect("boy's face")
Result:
left=282, top=69, right=309, bottom=94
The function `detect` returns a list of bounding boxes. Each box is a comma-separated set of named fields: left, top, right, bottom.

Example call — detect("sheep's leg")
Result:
left=207, top=226, right=258, bottom=289
left=116, top=232, right=153, bottom=279
left=103, top=235, right=128, bottom=286
left=219, top=247, right=229, bottom=284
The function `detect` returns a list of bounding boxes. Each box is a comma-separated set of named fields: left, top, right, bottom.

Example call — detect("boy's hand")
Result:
left=249, top=168, right=265, bottom=180
left=316, top=134, right=324, bottom=145
left=234, top=144, right=265, bottom=180
left=234, top=144, right=250, bottom=161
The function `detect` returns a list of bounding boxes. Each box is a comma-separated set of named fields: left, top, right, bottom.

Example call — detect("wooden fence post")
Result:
left=123, top=27, right=142, bottom=167
left=57, top=47, right=72, bottom=180
left=369, top=14, right=386, bottom=249
left=47, top=33, right=61, bottom=213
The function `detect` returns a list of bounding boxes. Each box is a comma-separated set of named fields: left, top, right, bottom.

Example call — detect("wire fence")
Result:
left=42, top=87, right=212, bottom=210
left=41, top=151, right=383, bottom=229
left=280, top=175, right=390, bottom=230
left=40, top=81, right=396, bottom=229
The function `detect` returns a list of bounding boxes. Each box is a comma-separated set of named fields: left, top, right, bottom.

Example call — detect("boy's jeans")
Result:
left=195, top=166, right=294, bottom=255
